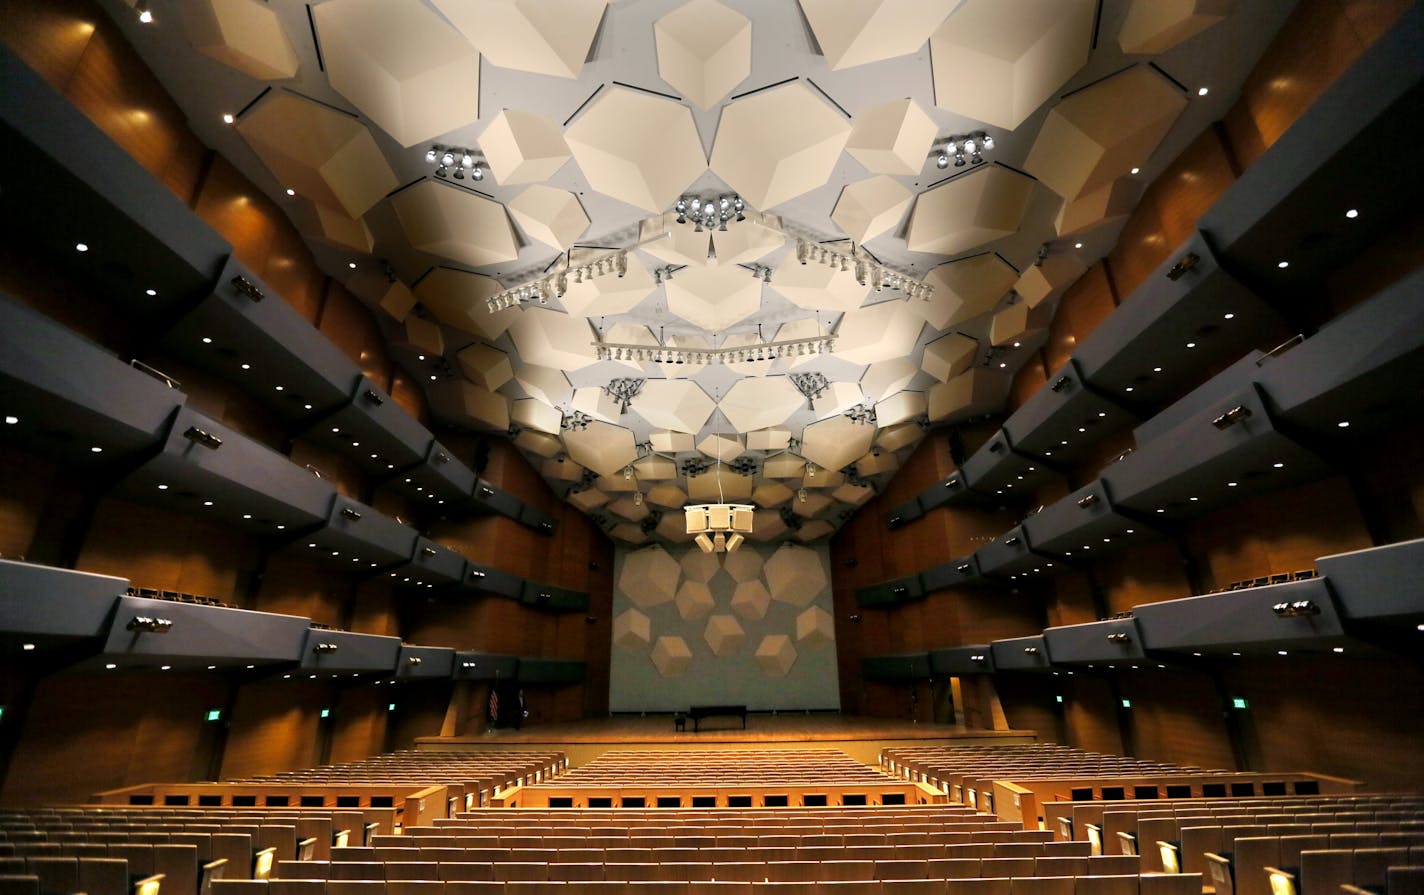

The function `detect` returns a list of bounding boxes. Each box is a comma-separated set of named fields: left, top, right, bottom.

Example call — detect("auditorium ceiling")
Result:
left=106, top=0, right=1293, bottom=546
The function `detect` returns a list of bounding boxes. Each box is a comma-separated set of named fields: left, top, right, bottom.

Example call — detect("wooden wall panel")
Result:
left=996, top=675, right=1061, bottom=742
left=349, top=581, right=398, bottom=637
left=390, top=368, right=429, bottom=425
left=1046, top=571, right=1099, bottom=628
left=1062, top=675, right=1125, bottom=755
left=220, top=678, right=325, bottom=780
left=1009, top=355, right=1048, bottom=412
left=193, top=157, right=277, bottom=275
left=1122, top=670, right=1236, bottom=770
left=1095, top=541, right=1192, bottom=614
left=1152, top=129, right=1239, bottom=250
left=254, top=555, right=349, bottom=627
left=0, top=0, right=101, bottom=92
left=385, top=680, right=453, bottom=747
left=288, top=439, right=368, bottom=501
left=1045, top=264, right=1116, bottom=376
left=1353, top=418, right=1424, bottom=544
left=1324, top=206, right=1424, bottom=317
left=329, top=687, right=389, bottom=766
left=432, top=515, right=541, bottom=580
left=0, top=446, right=58, bottom=560
left=261, top=223, right=327, bottom=326
left=481, top=440, right=556, bottom=511
left=370, top=490, right=416, bottom=529
left=0, top=223, right=136, bottom=352
left=319, top=283, right=390, bottom=391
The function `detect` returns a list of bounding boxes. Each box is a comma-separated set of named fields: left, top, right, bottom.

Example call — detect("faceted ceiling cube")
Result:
left=608, top=494, right=650, bottom=522
left=832, top=482, right=875, bottom=506
left=313, top=0, right=479, bottom=147
left=183, top=0, right=300, bottom=81
left=710, top=216, right=787, bottom=266
left=656, top=512, right=697, bottom=543
left=631, top=379, right=716, bottom=434
left=613, top=608, right=651, bottom=650
left=312, top=205, right=373, bottom=254
left=559, top=253, right=657, bottom=317
left=515, top=428, right=562, bottom=458
left=915, top=252, right=1020, bottom=331
left=373, top=277, right=418, bottom=321
left=922, top=332, right=979, bottom=382
left=681, top=549, right=721, bottom=583
left=906, top=164, right=1036, bottom=256
left=792, top=490, right=834, bottom=517
left=391, top=180, right=519, bottom=268
left=542, top=456, right=584, bottom=482
left=512, top=398, right=561, bottom=434
left=796, top=520, right=836, bottom=541
left=655, top=0, right=752, bottom=110
left=451, top=381, right=508, bottom=432
left=611, top=523, right=649, bottom=544
left=773, top=318, right=827, bottom=370
left=762, top=454, right=806, bottom=479
left=398, top=315, right=444, bottom=358
left=731, top=580, right=771, bottom=620
left=698, top=433, right=743, bottom=461
left=860, top=357, right=919, bottom=402
left=236, top=91, right=397, bottom=219
left=753, top=481, right=794, bottom=507
left=508, top=308, right=598, bottom=372
left=565, top=87, right=706, bottom=213
left=797, top=605, right=834, bottom=645
left=800, top=0, right=958, bottom=70
left=723, top=548, right=764, bottom=583
left=635, top=455, right=678, bottom=480
left=832, top=176, right=914, bottom=244
left=651, top=635, right=693, bottom=676
left=747, top=428, right=792, bottom=451
left=676, top=580, right=716, bottom=620
left=413, top=267, right=509, bottom=340
left=1056, top=177, right=1142, bottom=238
left=480, top=110, right=572, bottom=185
left=562, top=420, right=639, bottom=478
left=811, top=381, right=866, bottom=421
left=876, top=421, right=921, bottom=451
left=748, top=509, right=788, bottom=542
left=665, top=265, right=763, bottom=332
left=765, top=544, right=828, bottom=607
left=754, top=634, right=797, bottom=676
left=931, top=0, right=1095, bottom=130
left=567, top=487, right=610, bottom=512
left=991, top=301, right=1054, bottom=346
left=833, top=300, right=925, bottom=366
left=515, top=364, right=573, bottom=407
left=770, top=255, right=870, bottom=313
left=1024, top=65, right=1189, bottom=202
left=710, top=81, right=852, bottom=210
left=719, top=377, right=806, bottom=432
left=857, top=447, right=900, bottom=474
left=720, top=332, right=775, bottom=377
left=507, top=185, right=588, bottom=250
left=686, top=467, right=752, bottom=501
left=845, top=98, right=938, bottom=175
left=431, top=0, right=607, bottom=80
left=875, top=390, right=926, bottom=427
left=619, top=544, right=680, bottom=608
left=704, top=614, right=747, bottom=657
left=647, top=484, right=690, bottom=509
left=1015, top=253, right=1088, bottom=309
left=1119, top=0, right=1238, bottom=55
left=928, top=367, right=1004, bottom=422
left=658, top=333, right=713, bottom=380
left=650, top=430, right=696, bottom=453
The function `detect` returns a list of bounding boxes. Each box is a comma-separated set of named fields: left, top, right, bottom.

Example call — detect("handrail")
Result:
left=1256, top=333, right=1305, bottom=366
left=129, top=358, right=180, bottom=389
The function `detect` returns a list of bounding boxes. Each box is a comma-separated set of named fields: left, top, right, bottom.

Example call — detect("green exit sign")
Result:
left=206, top=709, right=221, bottom=722
left=1232, top=697, right=1249, bottom=710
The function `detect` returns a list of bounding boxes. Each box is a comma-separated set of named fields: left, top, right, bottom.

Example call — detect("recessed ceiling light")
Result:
left=1227, top=482, right=1237, bottom=487
left=1277, top=260, right=1290, bottom=269
left=1273, top=462, right=1285, bottom=468
left=999, top=362, right=1007, bottom=368
left=105, top=663, right=117, bottom=670
left=1012, top=341, right=1021, bottom=348
left=1337, top=420, right=1350, bottom=428
left=304, top=404, right=313, bottom=410
left=285, top=188, right=296, bottom=197
left=222, top=113, right=235, bottom=125
left=417, top=355, right=426, bottom=361
left=145, top=288, right=157, bottom=296
left=1345, top=208, right=1359, bottom=219
left=1130, top=167, right=1140, bottom=175
left=1125, top=386, right=1134, bottom=392
left=430, top=375, right=437, bottom=380
left=202, top=337, right=212, bottom=344
left=274, top=385, right=283, bottom=391
left=1223, top=313, right=1235, bottom=320
left=1197, top=86, right=1209, bottom=96
left=22, top=643, right=35, bottom=651
left=160, top=664, right=171, bottom=670
left=75, top=243, right=89, bottom=253
left=90, top=446, right=103, bottom=453
left=1332, top=647, right=1344, bottom=653
left=1186, top=341, right=1197, bottom=348
left=276, top=524, right=285, bottom=530
left=242, top=514, right=252, bottom=520
left=3, top=416, right=16, bottom=425
left=240, top=363, right=251, bottom=370
left=348, top=261, right=357, bottom=269
left=1125, top=529, right=1134, bottom=534
left=157, top=484, right=168, bottom=490
left=1074, top=242, right=1084, bottom=249
left=1277, top=650, right=1288, bottom=656
left=203, top=500, right=214, bottom=507
left=1189, top=496, right=1199, bottom=501
left=208, top=665, right=217, bottom=670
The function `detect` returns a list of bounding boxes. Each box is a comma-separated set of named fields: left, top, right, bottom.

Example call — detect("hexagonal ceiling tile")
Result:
left=832, top=176, right=914, bottom=244
left=797, top=605, right=834, bottom=645
left=796, top=520, right=836, bottom=541
left=748, top=509, right=788, bottom=542
left=922, top=332, right=978, bottom=382
left=391, top=180, right=519, bottom=268
left=396, top=315, right=444, bottom=358
left=762, top=454, right=806, bottom=479
left=860, top=357, right=919, bottom=402
left=562, top=419, right=639, bottom=478
left=480, top=109, right=572, bottom=185
left=414, top=267, right=510, bottom=340
left=709, top=81, right=852, bottom=210
left=770, top=255, right=870, bottom=313
left=832, top=300, right=925, bottom=366
left=619, top=543, right=680, bottom=608
left=773, top=318, right=828, bottom=370
left=508, top=308, right=599, bottom=372
left=566, top=386, right=619, bottom=424
left=1014, top=253, right=1087, bottom=309
left=991, top=300, right=1054, bottom=346
left=657, top=333, right=713, bottom=380
left=656, top=512, right=697, bottom=544
left=697, top=433, right=743, bottom=460
left=722, top=548, right=763, bottom=583
left=913, top=253, right=1020, bottom=332
left=754, top=634, right=797, bottom=676
left=647, top=484, right=690, bottom=510
left=634, top=455, right=678, bottom=480
left=927, top=367, right=1004, bottom=422
left=509, top=397, right=560, bottom=435
left=613, top=608, right=651, bottom=650
left=681, top=549, right=720, bottom=583
left=447, top=381, right=509, bottom=432
left=675, top=580, right=715, bottom=620
left=704, top=614, right=746, bottom=657
left=651, top=635, right=693, bottom=676
left=515, top=364, right=573, bottom=407
left=631, top=379, right=716, bottom=434
left=875, top=421, right=921, bottom=452
left=874, top=390, right=926, bottom=427
left=507, top=185, right=588, bottom=250
left=930, top=0, right=1096, bottom=130
left=792, top=490, right=834, bottom=517
left=856, top=448, right=900, bottom=475
left=719, top=377, right=806, bottom=433
left=558, top=254, right=657, bottom=317
left=832, top=482, right=875, bottom=507
left=811, top=381, right=866, bottom=421
left=598, top=471, right=639, bottom=493
left=731, top=579, right=771, bottom=620
left=686, top=467, right=752, bottom=501
left=753, top=481, right=794, bottom=508
left=650, top=430, right=696, bottom=453
left=747, top=428, right=791, bottom=452
left=311, top=205, right=373, bottom=254
left=607, top=494, right=650, bottom=522
left=665, top=264, right=763, bottom=332
left=845, top=98, right=939, bottom=175
left=906, top=164, right=1036, bottom=256
left=567, top=487, right=610, bottom=512
left=765, top=544, right=827, bottom=606
left=235, top=91, right=397, bottom=220
left=565, top=87, right=706, bottom=213
left=542, top=456, right=583, bottom=482
left=611, top=523, right=649, bottom=544
left=1056, top=177, right=1142, bottom=237
left=515, top=429, right=563, bottom=457
left=655, top=0, right=751, bottom=110
left=430, top=0, right=607, bottom=80
left=183, top=0, right=300, bottom=81
left=1119, top=0, right=1237, bottom=55
left=799, top=0, right=958, bottom=70
left=1023, top=65, right=1189, bottom=202
left=721, top=333, right=775, bottom=377
left=313, top=0, right=479, bottom=148
left=801, top=415, right=875, bottom=477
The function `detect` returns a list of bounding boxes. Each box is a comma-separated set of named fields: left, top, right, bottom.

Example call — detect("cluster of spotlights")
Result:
left=673, top=194, right=745, bottom=231
left=934, top=132, right=995, bottom=169
left=425, top=145, right=484, bottom=181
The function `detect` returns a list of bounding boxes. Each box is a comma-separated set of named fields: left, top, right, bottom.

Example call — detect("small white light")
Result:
left=1125, top=386, right=1134, bottom=392
left=157, top=484, right=168, bottom=490
left=1332, top=647, right=1344, bottom=653
left=276, top=525, right=285, bottom=530
left=348, top=261, right=357, bottom=269
left=203, top=500, right=214, bottom=507
left=1227, top=482, right=1238, bottom=487
left=417, top=355, right=426, bottom=361
left=240, top=363, right=251, bottom=370
left=1345, top=208, right=1359, bottom=219
left=1273, top=462, right=1285, bottom=468
left=3, top=416, right=16, bottom=425
left=145, top=288, right=157, bottom=296
left=1223, top=313, right=1235, bottom=320
left=1337, top=420, right=1350, bottom=428
left=274, top=385, right=283, bottom=391
left=75, top=243, right=89, bottom=253
left=222, top=113, right=235, bottom=125
left=1197, top=86, right=1209, bottom=96
left=285, top=188, right=296, bottom=197
left=999, top=362, right=1007, bottom=368
left=1130, top=167, right=1140, bottom=175
left=22, top=643, right=35, bottom=651
left=138, top=8, right=154, bottom=24
left=90, top=446, right=103, bottom=453
left=160, top=664, right=171, bottom=671
left=1277, top=260, right=1290, bottom=269
left=242, top=514, right=252, bottom=520
left=202, top=337, right=213, bottom=344
left=304, top=404, right=313, bottom=410
left=1186, top=341, right=1197, bottom=348
left=1277, top=650, right=1288, bottom=656
left=1074, top=242, right=1084, bottom=249
left=105, top=663, right=118, bottom=670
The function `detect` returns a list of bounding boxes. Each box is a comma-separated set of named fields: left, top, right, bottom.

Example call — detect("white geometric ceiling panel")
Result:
left=1023, top=65, right=1189, bottom=202
left=619, top=544, right=680, bottom=609
left=312, top=0, right=479, bottom=148
left=1118, top=0, right=1238, bottom=55
left=511, top=397, right=562, bottom=434
left=508, top=308, right=599, bottom=372
left=710, top=215, right=787, bottom=267
left=792, top=490, right=833, bottom=517
left=598, top=471, right=639, bottom=493
left=676, top=580, right=715, bottom=620
left=746, top=428, right=791, bottom=452
left=650, top=431, right=696, bottom=453
left=613, top=608, right=651, bottom=651
left=709, top=81, right=852, bottom=210
left=609, top=494, right=650, bottom=522
left=647, top=484, right=689, bottom=510
left=664, top=262, right=764, bottom=332
left=612, top=523, right=650, bottom=545
left=391, top=180, right=519, bottom=268
left=311, top=206, right=373, bottom=254
left=507, top=185, right=589, bottom=250
left=731, top=580, right=772, bottom=621
left=397, top=315, right=445, bottom=359
left=929, top=0, right=1096, bottom=130
left=542, top=457, right=584, bottom=482
left=451, top=381, right=509, bottom=433
left=721, top=333, right=775, bottom=377
left=797, top=605, right=835, bottom=645
left=634, top=455, right=678, bottom=480
left=991, top=300, right=1054, bottom=347
left=921, top=332, right=979, bottom=383
left=657, top=334, right=713, bottom=380
left=1016, top=253, right=1087, bottom=309
left=764, top=544, right=827, bottom=607
left=748, top=509, right=788, bottom=542
left=567, top=487, right=610, bottom=512
left=235, top=92, right=397, bottom=220
left=832, top=482, right=875, bottom=507
left=570, top=386, right=622, bottom=423
left=769, top=257, right=870, bottom=313
left=686, top=468, right=753, bottom=501
left=514, top=428, right=563, bottom=458
left=656, top=513, right=698, bottom=543
left=631, top=379, right=716, bottom=434
left=875, top=390, right=927, bottom=428
left=681, top=549, right=721, bottom=583
left=565, top=87, right=707, bottom=212
left=800, top=415, right=875, bottom=474
left=753, top=481, right=795, bottom=507
left=719, top=377, right=806, bottom=433
left=430, top=0, right=607, bottom=80
left=514, top=364, right=573, bottom=407
left=697, top=433, right=743, bottom=461
left=860, top=358, right=919, bottom=402
left=844, top=98, right=939, bottom=175
left=1056, top=177, right=1142, bottom=238
left=480, top=110, right=573, bottom=185
left=762, top=454, right=806, bottom=480
left=413, top=267, right=510, bottom=340
left=906, top=164, right=1036, bottom=256
left=183, top=0, right=300, bottom=82
left=812, top=381, right=866, bottom=421
left=799, top=0, right=958, bottom=70
left=833, top=300, right=926, bottom=366
left=703, top=614, right=746, bottom=657
left=914, top=253, right=1020, bottom=331
left=832, top=175, right=914, bottom=244
left=553, top=256, right=656, bottom=320
left=876, top=421, right=922, bottom=452
left=927, top=367, right=1003, bottom=422
left=561, top=420, right=639, bottom=478
left=722, top=548, right=764, bottom=583
left=654, top=0, right=752, bottom=110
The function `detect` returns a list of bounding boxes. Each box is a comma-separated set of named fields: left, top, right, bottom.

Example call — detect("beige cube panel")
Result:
left=236, top=91, right=396, bottom=219
left=570, top=386, right=623, bottom=423
left=915, top=252, right=1020, bottom=331
left=632, top=379, right=716, bottom=434
left=1056, top=177, right=1143, bottom=238
left=711, top=216, right=787, bottom=266
left=744, top=509, right=784, bottom=542
left=183, top=0, right=300, bottom=81
left=681, top=549, right=720, bottom=583
left=432, top=0, right=606, bottom=80
left=650, top=430, right=696, bottom=453
left=857, top=447, right=902, bottom=474
left=747, top=428, right=792, bottom=451
left=802, top=467, right=844, bottom=489
left=753, top=482, right=795, bottom=508
left=597, top=472, right=639, bottom=494
left=375, top=279, right=418, bottom=321
left=922, top=332, right=979, bottom=383
left=666, top=264, right=764, bottom=332
left=1016, top=254, right=1088, bottom=309
left=514, top=364, right=572, bottom=407
left=656, top=512, right=697, bottom=543
left=565, top=87, right=706, bottom=213
left=875, top=390, right=927, bottom=427
left=722, top=548, right=764, bottom=584
left=455, top=381, right=509, bottom=432
left=990, top=300, right=1055, bottom=346
left=832, top=482, right=875, bottom=506
left=710, top=81, right=852, bottom=210
left=927, top=367, right=1004, bottom=422
left=703, top=614, right=746, bottom=657
left=875, top=421, right=922, bottom=452
left=686, top=468, right=753, bottom=501
left=568, top=487, right=610, bottom=511
left=514, top=429, right=563, bottom=458
left=811, top=381, right=866, bottom=422
left=562, top=419, right=639, bottom=478
left=457, top=343, right=512, bottom=392
left=906, top=164, right=1036, bottom=256
left=508, top=185, right=589, bottom=249
left=797, top=606, right=835, bottom=645
left=542, top=456, right=584, bottom=482
left=620, top=544, right=681, bottom=608
left=512, top=398, right=562, bottom=434
left=609, top=494, right=650, bottom=522
left=392, top=180, right=519, bottom=268
left=397, top=315, right=445, bottom=358
left=635, top=455, right=678, bottom=481
left=559, top=254, right=657, bottom=318
left=611, top=523, right=650, bottom=545
left=313, top=205, right=374, bottom=253
left=509, top=308, right=598, bottom=372
left=720, top=332, right=775, bottom=377
left=481, top=110, right=572, bottom=185
left=656, top=333, right=714, bottom=380
left=655, top=0, right=751, bottom=109
left=765, top=544, right=828, bottom=606
left=801, top=414, right=875, bottom=473
left=675, top=580, right=714, bottom=620
left=754, top=634, right=798, bottom=676
left=648, top=484, right=689, bottom=510
left=773, top=317, right=828, bottom=370
left=1119, top=0, right=1237, bottom=55
left=697, top=433, right=744, bottom=461
left=1024, top=65, right=1189, bottom=202
left=613, top=608, right=652, bottom=650
left=770, top=253, right=871, bottom=313
left=930, top=0, right=1096, bottom=130
left=845, top=98, right=938, bottom=175
left=762, top=454, right=806, bottom=479
left=860, top=357, right=919, bottom=402
left=832, top=175, right=914, bottom=244
left=833, top=300, right=926, bottom=366
left=719, top=377, right=806, bottom=433
left=415, top=267, right=510, bottom=340
left=313, top=0, right=479, bottom=147
left=792, top=490, right=834, bottom=517
left=800, top=0, right=958, bottom=70
left=731, top=580, right=771, bottom=620
left=651, top=635, right=693, bottom=676
left=795, top=520, right=836, bottom=541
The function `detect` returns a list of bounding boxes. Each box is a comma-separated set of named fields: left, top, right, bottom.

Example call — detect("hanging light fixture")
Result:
left=684, top=411, right=753, bottom=552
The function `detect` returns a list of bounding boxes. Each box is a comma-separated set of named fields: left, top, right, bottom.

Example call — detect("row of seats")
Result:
left=544, top=752, right=896, bottom=788
left=231, top=750, right=566, bottom=791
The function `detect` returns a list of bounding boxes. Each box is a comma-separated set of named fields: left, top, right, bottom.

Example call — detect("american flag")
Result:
left=488, top=687, right=499, bottom=722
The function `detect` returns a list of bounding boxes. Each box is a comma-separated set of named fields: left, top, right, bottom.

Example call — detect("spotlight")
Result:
left=936, top=153, right=950, bottom=169
left=126, top=616, right=173, bottom=634
left=1211, top=405, right=1253, bottom=430
left=136, top=1, right=153, bottom=23
left=313, top=642, right=340, bottom=654
left=183, top=426, right=224, bottom=450
left=222, top=113, right=235, bottom=125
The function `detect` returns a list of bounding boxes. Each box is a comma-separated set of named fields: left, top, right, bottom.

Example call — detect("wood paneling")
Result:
left=1353, top=418, right=1424, bottom=544
left=1046, top=571, right=1099, bottom=628
left=329, top=687, right=389, bottom=766
left=1325, top=206, right=1424, bottom=317
left=1095, top=540, right=1192, bottom=614
left=288, top=439, right=368, bottom=502
left=1152, top=129, right=1239, bottom=250
left=220, top=678, right=325, bottom=780
left=1062, top=675, right=1125, bottom=756
left=319, top=283, right=390, bottom=391
left=0, top=0, right=101, bottom=92
left=390, top=369, right=429, bottom=425
left=996, top=675, right=1061, bottom=742
left=0, top=446, right=58, bottom=561
left=193, top=156, right=277, bottom=275
left=1009, top=355, right=1048, bottom=413
left=254, top=554, right=350, bottom=627
left=1045, top=264, right=1116, bottom=376
left=1121, top=670, right=1236, bottom=770
left=0, top=221, right=136, bottom=352
left=349, top=581, right=398, bottom=637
